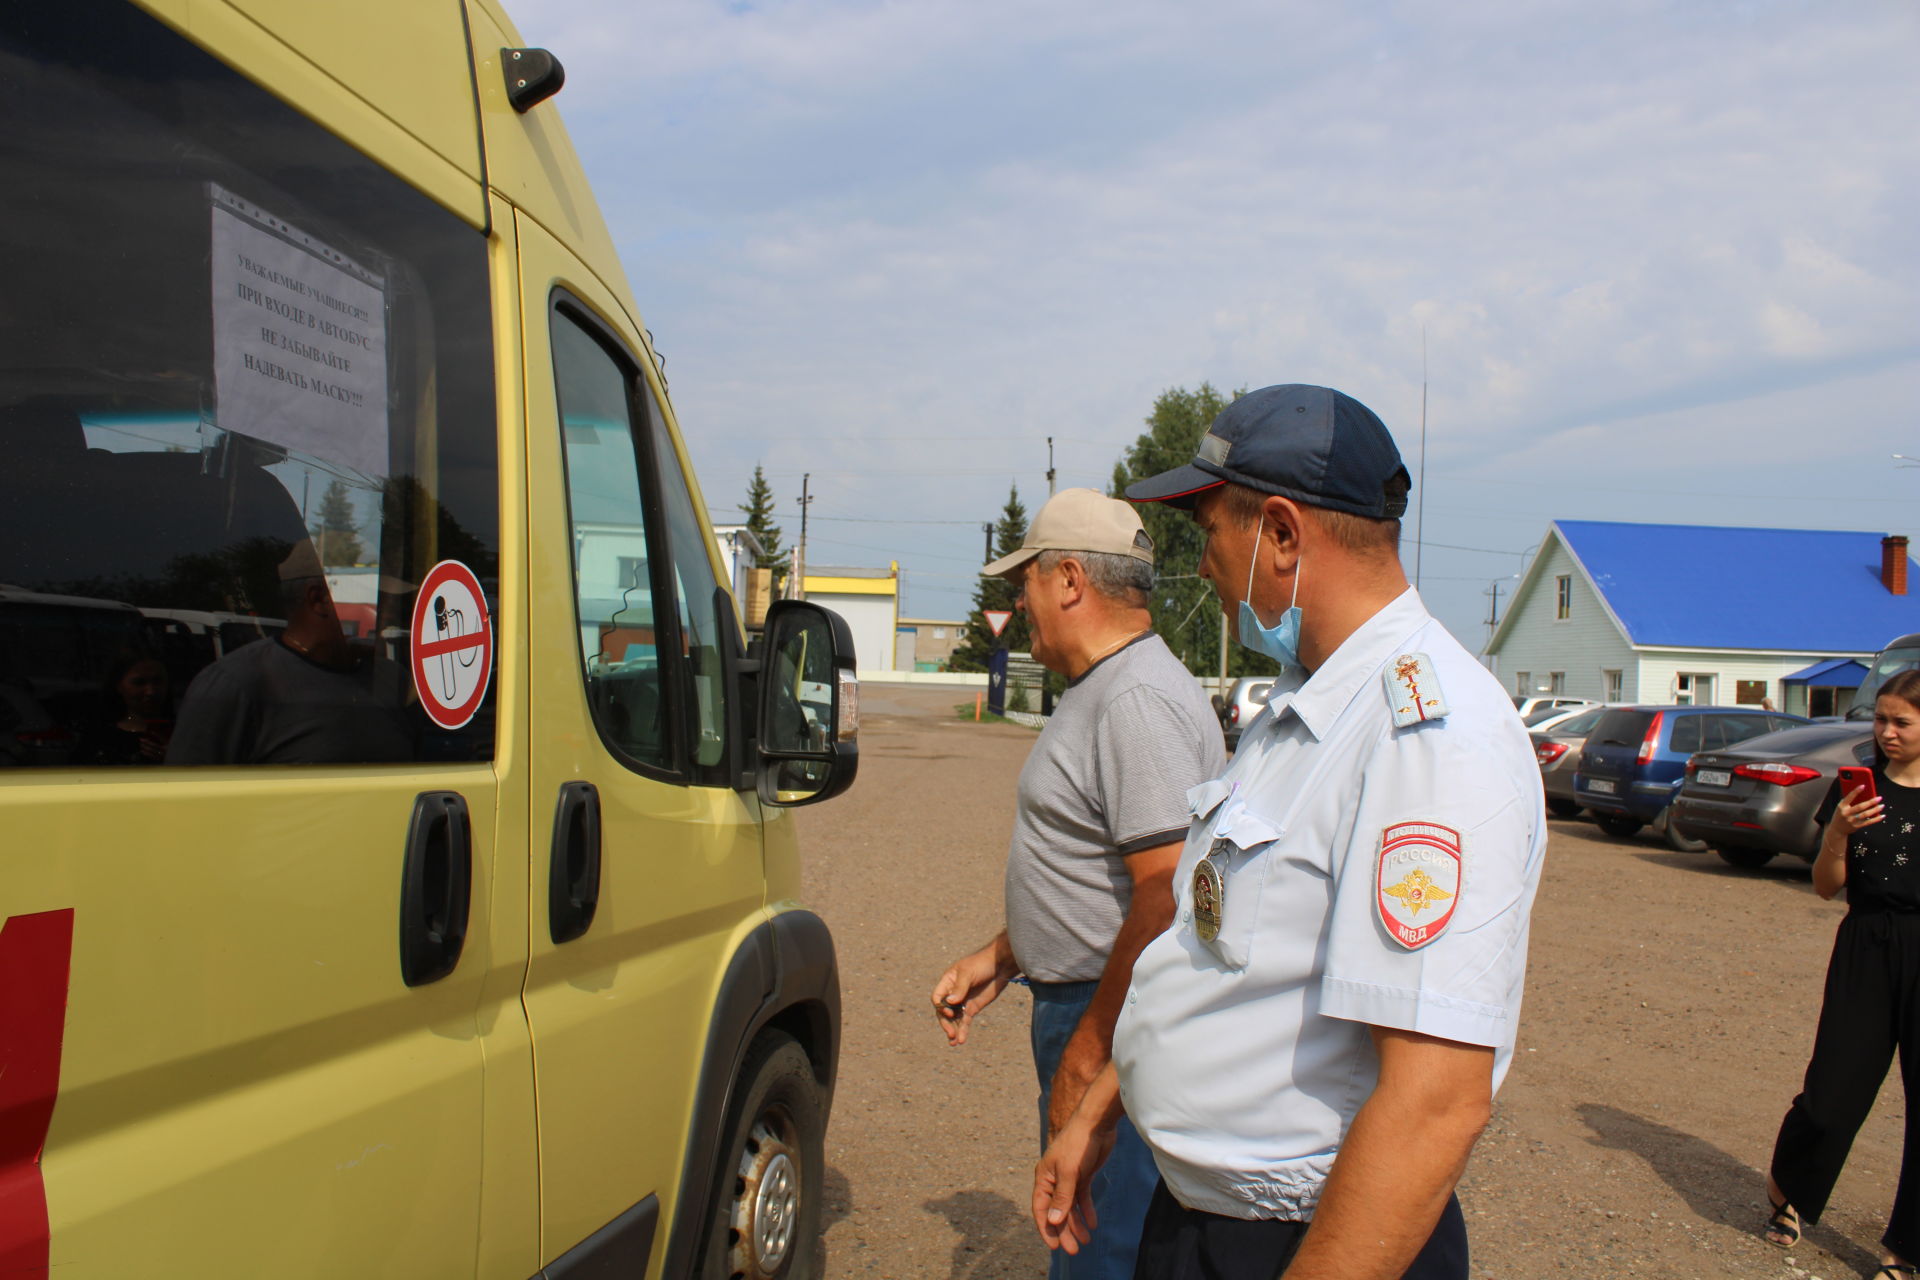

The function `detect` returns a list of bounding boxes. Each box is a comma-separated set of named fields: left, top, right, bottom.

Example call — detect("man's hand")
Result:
left=1032, top=1065, right=1123, bottom=1253
left=931, top=931, right=1019, bottom=1046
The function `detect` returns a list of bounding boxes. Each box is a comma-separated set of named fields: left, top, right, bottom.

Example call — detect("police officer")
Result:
left=1031, top=384, right=1546, bottom=1280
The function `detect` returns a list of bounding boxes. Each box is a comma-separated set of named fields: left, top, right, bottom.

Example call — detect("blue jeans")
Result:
left=1031, top=979, right=1159, bottom=1280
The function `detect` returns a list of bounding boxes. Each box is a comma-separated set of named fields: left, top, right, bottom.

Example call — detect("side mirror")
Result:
left=754, top=600, right=858, bottom=807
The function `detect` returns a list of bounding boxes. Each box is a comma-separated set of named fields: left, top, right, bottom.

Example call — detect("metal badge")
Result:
left=1192, top=843, right=1227, bottom=943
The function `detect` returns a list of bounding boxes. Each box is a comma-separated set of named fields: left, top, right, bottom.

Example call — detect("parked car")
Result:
left=1530, top=704, right=1612, bottom=818
left=0, top=683, right=76, bottom=767
left=1574, top=705, right=1810, bottom=849
left=1513, top=695, right=1600, bottom=720
left=1670, top=722, right=1874, bottom=869
left=1222, top=675, right=1274, bottom=750
left=1848, top=631, right=1920, bottom=719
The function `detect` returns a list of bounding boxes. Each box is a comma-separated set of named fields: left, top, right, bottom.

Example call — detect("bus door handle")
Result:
left=399, top=791, right=472, bottom=987
left=549, top=781, right=602, bottom=945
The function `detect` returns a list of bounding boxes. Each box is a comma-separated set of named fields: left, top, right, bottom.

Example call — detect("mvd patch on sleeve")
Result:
left=1385, top=652, right=1448, bottom=727
left=1377, top=821, right=1461, bottom=950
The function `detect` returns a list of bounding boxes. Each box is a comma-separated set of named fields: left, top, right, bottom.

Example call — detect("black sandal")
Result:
left=1763, top=1196, right=1800, bottom=1248
left=1873, top=1266, right=1918, bottom=1278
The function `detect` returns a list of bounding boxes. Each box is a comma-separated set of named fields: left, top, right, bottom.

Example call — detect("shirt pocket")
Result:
left=1195, top=799, right=1285, bottom=970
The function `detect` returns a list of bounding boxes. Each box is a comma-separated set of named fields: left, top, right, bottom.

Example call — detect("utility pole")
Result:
left=1046, top=437, right=1056, bottom=497
left=982, top=522, right=994, bottom=565
left=795, top=473, right=813, bottom=601
left=1484, top=579, right=1503, bottom=644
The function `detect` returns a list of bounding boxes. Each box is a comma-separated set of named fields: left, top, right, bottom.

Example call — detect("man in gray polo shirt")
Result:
left=932, top=487, right=1225, bottom=1280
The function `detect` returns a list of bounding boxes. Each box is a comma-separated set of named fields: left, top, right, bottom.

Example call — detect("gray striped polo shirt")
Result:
left=1004, top=632, right=1227, bottom=982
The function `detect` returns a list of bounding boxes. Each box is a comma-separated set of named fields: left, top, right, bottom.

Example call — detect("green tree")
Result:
left=310, top=479, right=365, bottom=567
left=948, top=485, right=1033, bottom=672
left=737, top=464, right=786, bottom=571
left=1111, top=383, right=1282, bottom=679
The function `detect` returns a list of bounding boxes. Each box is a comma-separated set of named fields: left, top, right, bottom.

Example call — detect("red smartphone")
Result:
left=1837, top=766, right=1878, bottom=804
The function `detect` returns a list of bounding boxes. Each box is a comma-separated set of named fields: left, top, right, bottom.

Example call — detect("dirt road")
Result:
left=794, top=684, right=1902, bottom=1279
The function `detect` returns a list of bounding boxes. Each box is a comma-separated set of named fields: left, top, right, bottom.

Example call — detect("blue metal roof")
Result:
left=1783, top=658, right=1868, bottom=686
left=1555, top=520, right=1920, bottom=652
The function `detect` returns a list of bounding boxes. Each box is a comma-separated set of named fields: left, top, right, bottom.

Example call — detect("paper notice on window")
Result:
left=209, top=185, right=389, bottom=477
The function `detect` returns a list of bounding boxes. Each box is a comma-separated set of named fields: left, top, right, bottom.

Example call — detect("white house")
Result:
left=803, top=564, right=900, bottom=674
left=1484, top=521, right=1920, bottom=717
left=709, top=524, right=767, bottom=605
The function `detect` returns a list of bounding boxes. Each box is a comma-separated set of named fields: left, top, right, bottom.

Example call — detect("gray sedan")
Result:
left=1530, top=704, right=1611, bottom=819
left=1668, top=722, right=1873, bottom=869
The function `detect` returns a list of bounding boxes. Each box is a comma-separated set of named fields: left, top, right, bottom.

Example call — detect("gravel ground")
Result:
left=794, top=683, right=1905, bottom=1279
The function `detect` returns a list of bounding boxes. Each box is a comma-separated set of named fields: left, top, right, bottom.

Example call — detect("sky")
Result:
left=503, top=0, right=1919, bottom=656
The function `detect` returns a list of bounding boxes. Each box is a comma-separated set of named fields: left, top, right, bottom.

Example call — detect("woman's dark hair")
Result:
left=1868, top=670, right=1920, bottom=767
left=1878, top=670, right=1920, bottom=714
left=100, top=648, right=164, bottom=700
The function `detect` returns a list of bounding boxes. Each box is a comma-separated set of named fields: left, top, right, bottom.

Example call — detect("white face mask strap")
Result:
left=1243, top=510, right=1301, bottom=618
left=1243, top=512, right=1262, bottom=606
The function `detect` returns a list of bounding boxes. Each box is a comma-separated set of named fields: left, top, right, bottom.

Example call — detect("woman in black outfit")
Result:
left=1766, top=669, right=1920, bottom=1278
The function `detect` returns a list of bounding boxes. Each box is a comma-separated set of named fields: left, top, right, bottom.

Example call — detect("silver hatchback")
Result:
left=1529, top=704, right=1610, bottom=818
left=1221, top=676, right=1274, bottom=751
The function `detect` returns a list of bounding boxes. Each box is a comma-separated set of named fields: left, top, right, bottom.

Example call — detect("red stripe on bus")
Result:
left=0, top=909, right=75, bottom=1280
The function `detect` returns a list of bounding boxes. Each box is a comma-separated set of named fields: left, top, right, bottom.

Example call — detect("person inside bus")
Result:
left=75, top=650, right=173, bottom=765
left=166, top=539, right=410, bottom=765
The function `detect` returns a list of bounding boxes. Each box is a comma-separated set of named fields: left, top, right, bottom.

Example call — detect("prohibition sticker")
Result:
left=1376, top=821, right=1461, bottom=950
left=410, top=560, right=493, bottom=730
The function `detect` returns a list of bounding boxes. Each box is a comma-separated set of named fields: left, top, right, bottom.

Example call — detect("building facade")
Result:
left=803, top=564, right=900, bottom=674
left=1486, top=521, right=1920, bottom=716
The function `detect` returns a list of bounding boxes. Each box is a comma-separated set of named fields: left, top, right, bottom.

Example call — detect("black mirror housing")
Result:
left=753, top=600, right=858, bottom=807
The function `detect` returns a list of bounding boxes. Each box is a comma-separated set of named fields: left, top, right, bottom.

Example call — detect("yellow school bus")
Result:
left=0, top=2, right=857, bottom=1276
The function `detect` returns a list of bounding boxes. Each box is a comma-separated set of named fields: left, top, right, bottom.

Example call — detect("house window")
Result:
left=1605, top=669, right=1623, bottom=701
left=1736, top=679, right=1768, bottom=706
left=1556, top=575, right=1572, bottom=621
left=616, top=555, right=646, bottom=590
left=1675, top=673, right=1715, bottom=706
left=1515, top=671, right=1531, bottom=697
left=1549, top=672, right=1566, bottom=693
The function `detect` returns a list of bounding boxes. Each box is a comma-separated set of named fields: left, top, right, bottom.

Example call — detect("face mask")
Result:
left=1236, top=513, right=1303, bottom=667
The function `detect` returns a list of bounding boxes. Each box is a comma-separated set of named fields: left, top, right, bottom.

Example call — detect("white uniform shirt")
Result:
left=1112, top=588, right=1545, bottom=1220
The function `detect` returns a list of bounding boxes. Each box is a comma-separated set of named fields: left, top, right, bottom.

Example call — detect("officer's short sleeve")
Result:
left=1319, top=718, right=1543, bottom=1048
left=1096, top=686, right=1224, bottom=856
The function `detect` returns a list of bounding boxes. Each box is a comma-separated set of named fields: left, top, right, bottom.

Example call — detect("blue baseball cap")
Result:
left=1125, top=384, right=1411, bottom=519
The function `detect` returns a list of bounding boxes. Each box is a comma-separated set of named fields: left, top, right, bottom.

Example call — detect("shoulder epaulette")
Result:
left=1385, top=652, right=1449, bottom=728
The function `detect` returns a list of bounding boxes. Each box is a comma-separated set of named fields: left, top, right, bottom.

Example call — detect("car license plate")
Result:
left=1587, top=778, right=1616, bottom=794
left=1696, top=769, right=1732, bottom=787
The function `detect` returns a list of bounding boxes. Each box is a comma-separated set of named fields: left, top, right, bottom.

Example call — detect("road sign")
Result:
left=410, top=559, right=493, bottom=730
left=984, top=610, right=1013, bottom=638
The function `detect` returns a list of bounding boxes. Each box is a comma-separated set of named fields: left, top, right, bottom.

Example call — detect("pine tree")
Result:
left=1110, top=384, right=1281, bottom=679
left=948, top=485, right=1032, bottom=672
left=310, top=479, right=365, bottom=567
left=738, top=465, right=785, bottom=568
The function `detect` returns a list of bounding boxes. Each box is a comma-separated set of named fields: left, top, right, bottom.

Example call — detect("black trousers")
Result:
left=1772, top=910, right=1920, bottom=1260
left=1130, top=1179, right=1468, bottom=1279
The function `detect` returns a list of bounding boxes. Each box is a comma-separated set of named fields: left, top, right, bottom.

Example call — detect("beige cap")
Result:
left=983, top=487, right=1156, bottom=580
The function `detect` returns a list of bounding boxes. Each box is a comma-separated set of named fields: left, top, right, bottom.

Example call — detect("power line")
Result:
left=810, top=515, right=984, bottom=526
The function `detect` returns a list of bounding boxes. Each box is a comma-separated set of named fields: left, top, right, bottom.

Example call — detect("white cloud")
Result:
left=505, top=0, right=1920, bottom=639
